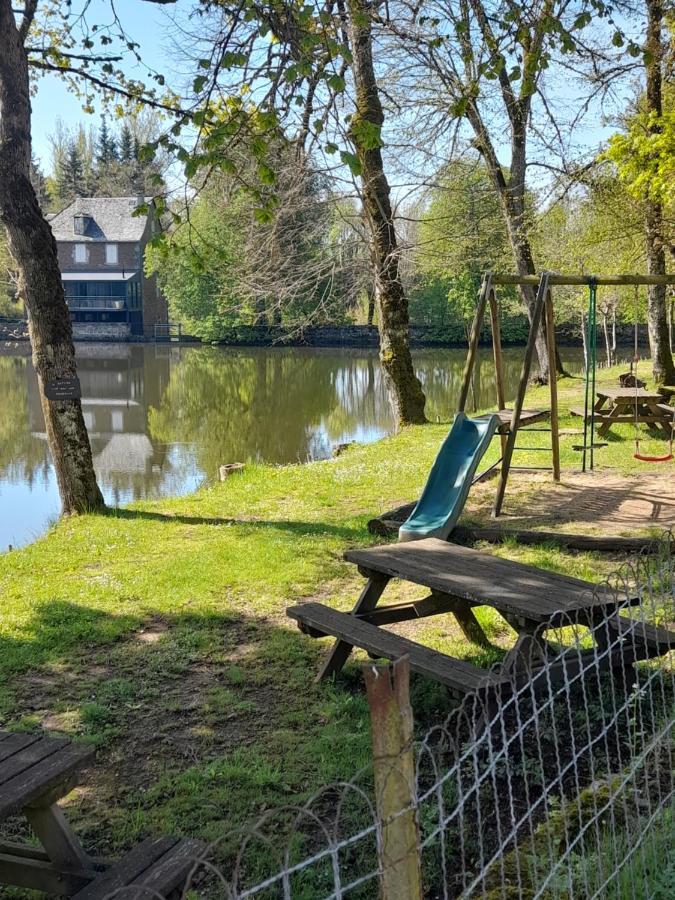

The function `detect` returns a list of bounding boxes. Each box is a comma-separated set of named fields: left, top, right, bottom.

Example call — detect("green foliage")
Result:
left=50, top=112, right=165, bottom=204
left=605, top=87, right=675, bottom=206
left=408, top=159, right=523, bottom=338
left=0, top=232, right=19, bottom=317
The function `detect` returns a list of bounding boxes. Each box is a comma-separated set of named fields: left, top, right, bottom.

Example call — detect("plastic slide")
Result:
left=398, top=412, right=501, bottom=543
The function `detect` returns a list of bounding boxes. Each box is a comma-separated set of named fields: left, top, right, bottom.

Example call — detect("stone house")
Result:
left=48, top=196, right=168, bottom=339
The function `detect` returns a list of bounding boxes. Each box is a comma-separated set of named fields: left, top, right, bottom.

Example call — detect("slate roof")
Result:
left=49, top=197, right=153, bottom=242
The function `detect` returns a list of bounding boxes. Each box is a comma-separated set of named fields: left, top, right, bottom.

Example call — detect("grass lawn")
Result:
left=0, top=364, right=672, bottom=876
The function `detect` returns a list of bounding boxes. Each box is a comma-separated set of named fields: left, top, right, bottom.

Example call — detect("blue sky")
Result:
left=29, top=2, right=634, bottom=183
left=31, top=0, right=173, bottom=167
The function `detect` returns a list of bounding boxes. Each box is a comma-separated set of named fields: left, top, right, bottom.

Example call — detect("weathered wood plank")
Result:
left=26, top=803, right=92, bottom=872
left=452, top=527, right=673, bottom=554
left=0, top=742, right=93, bottom=820
left=605, top=616, right=675, bottom=659
left=0, top=738, right=68, bottom=786
left=494, top=408, right=549, bottom=433
left=0, top=850, right=96, bottom=895
left=73, top=837, right=205, bottom=900
left=344, top=539, right=616, bottom=623
left=288, top=603, right=510, bottom=696
left=72, top=837, right=178, bottom=900
left=0, top=733, right=42, bottom=764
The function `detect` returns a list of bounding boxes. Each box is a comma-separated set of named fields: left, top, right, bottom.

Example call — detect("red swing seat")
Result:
left=634, top=451, right=673, bottom=462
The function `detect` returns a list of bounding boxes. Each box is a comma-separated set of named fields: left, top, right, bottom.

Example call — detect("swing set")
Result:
left=580, top=276, right=675, bottom=468
left=459, top=272, right=675, bottom=518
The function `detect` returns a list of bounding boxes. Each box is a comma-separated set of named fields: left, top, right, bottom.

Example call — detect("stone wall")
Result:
left=72, top=322, right=131, bottom=341
left=208, top=322, right=650, bottom=348
left=0, top=318, right=651, bottom=347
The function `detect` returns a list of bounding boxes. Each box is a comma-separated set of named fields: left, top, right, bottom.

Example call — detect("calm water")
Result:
left=0, top=341, right=621, bottom=550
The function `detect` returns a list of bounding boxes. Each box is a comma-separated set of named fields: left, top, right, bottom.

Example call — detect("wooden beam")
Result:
left=0, top=848, right=96, bottom=895
left=488, top=288, right=507, bottom=456
left=544, top=288, right=561, bottom=481
left=451, top=526, right=674, bottom=553
left=458, top=273, right=492, bottom=412
left=491, top=273, right=675, bottom=286
left=315, top=573, right=390, bottom=682
left=492, top=273, right=550, bottom=517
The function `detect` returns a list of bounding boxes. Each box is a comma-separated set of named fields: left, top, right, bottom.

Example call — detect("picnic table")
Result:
left=0, top=730, right=97, bottom=894
left=571, top=387, right=674, bottom=438
left=287, top=539, right=675, bottom=697
left=0, top=730, right=203, bottom=897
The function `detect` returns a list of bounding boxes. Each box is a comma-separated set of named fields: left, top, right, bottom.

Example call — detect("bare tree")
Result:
left=0, top=1, right=103, bottom=513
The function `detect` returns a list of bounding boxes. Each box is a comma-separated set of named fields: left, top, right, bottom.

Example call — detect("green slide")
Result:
left=398, top=412, right=501, bottom=543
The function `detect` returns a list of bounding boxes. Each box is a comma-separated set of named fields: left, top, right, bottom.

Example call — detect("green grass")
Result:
left=0, top=362, right=671, bottom=880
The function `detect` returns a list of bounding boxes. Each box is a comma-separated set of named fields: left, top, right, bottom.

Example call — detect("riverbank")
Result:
left=0, top=366, right=673, bottom=881
left=1, top=319, right=651, bottom=347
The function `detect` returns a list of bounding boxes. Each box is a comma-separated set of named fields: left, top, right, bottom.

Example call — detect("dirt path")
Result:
left=467, top=469, right=675, bottom=535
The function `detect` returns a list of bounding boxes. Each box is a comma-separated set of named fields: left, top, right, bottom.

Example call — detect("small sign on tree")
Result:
left=44, top=377, right=82, bottom=401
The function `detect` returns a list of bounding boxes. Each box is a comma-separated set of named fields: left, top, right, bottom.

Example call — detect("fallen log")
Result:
left=367, top=510, right=671, bottom=553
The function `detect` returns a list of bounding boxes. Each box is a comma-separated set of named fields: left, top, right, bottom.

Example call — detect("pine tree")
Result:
left=56, top=144, right=86, bottom=201
left=96, top=117, right=118, bottom=168
left=119, top=124, right=134, bottom=163
left=30, top=155, right=50, bottom=209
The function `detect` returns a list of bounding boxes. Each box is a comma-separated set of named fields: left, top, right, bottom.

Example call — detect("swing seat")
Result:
left=634, top=452, right=673, bottom=463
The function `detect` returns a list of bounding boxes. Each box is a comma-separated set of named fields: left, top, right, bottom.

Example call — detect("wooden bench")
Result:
left=73, top=836, right=205, bottom=899
left=288, top=602, right=512, bottom=699
left=604, top=615, right=675, bottom=661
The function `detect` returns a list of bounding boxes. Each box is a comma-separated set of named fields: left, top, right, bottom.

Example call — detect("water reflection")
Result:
left=0, top=341, right=624, bottom=549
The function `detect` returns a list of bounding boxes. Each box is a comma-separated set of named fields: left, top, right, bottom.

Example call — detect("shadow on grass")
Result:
left=101, top=507, right=366, bottom=541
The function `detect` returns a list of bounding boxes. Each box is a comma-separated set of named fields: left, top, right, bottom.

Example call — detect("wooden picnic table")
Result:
left=0, top=730, right=97, bottom=895
left=572, top=387, right=674, bottom=438
left=0, top=730, right=205, bottom=897
left=288, top=539, right=674, bottom=697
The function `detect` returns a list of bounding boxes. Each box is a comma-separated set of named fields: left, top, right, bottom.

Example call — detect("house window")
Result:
left=74, top=243, right=87, bottom=263
left=105, top=243, right=118, bottom=265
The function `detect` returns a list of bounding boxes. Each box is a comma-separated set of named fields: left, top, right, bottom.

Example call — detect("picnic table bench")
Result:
left=288, top=539, right=675, bottom=696
left=0, top=730, right=203, bottom=897
left=571, top=387, right=675, bottom=438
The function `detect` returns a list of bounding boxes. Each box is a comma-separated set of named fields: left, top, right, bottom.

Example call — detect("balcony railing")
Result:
left=66, top=298, right=127, bottom=311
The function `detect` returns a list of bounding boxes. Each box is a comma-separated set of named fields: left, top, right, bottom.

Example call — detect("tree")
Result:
left=411, top=158, right=515, bottom=334
left=150, top=1, right=427, bottom=423
left=345, top=0, right=426, bottom=423
left=96, top=116, right=118, bottom=168
left=55, top=143, right=86, bottom=201
left=385, top=1, right=616, bottom=380
left=148, top=145, right=369, bottom=340
left=606, top=0, right=674, bottom=383
left=0, top=0, right=103, bottom=513
left=119, top=123, right=134, bottom=163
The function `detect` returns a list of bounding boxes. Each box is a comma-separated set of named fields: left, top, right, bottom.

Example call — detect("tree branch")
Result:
left=18, top=0, right=37, bottom=43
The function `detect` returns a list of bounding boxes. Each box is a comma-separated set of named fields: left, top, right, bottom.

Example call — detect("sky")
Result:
left=31, top=0, right=174, bottom=168
left=29, top=1, right=637, bottom=188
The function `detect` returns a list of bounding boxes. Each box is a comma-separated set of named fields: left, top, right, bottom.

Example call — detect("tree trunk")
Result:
left=347, top=0, right=426, bottom=425
left=0, top=2, right=104, bottom=515
left=644, top=0, right=675, bottom=383
left=465, top=103, right=564, bottom=382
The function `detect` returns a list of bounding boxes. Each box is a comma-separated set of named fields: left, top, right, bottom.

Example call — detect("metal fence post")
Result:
left=364, top=656, right=423, bottom=900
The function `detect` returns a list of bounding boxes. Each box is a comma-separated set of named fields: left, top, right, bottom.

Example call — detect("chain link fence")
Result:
left=103, top=533, right=674, bottom=899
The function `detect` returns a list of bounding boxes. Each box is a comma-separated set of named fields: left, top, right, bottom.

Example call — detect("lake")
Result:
left=0, top=341, right=629, bottom=550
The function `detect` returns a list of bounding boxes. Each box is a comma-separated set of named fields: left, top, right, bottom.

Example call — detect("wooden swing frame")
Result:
left=458, top=272, right=675, bottom=518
